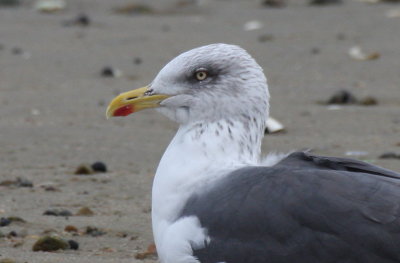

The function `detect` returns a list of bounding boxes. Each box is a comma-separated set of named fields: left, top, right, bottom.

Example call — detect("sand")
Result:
left=0, top=0, right=399, bottom=262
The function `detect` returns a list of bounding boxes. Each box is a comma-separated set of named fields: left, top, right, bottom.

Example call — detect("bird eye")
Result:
left=195, top=71, right=208, bottom=81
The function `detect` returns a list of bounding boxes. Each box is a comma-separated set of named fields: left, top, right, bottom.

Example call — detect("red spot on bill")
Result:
left=113, top=105, right=134, bottom=116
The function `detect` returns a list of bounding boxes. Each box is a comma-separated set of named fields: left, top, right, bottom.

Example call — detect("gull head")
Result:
left=106, top=43, right=270, bottom=125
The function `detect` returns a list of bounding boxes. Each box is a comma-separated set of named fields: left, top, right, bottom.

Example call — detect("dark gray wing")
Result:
left=179, top=152, right=400, bottom=263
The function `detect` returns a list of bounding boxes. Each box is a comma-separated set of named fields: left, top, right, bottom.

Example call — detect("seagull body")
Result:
left=107, top=44, right=400, bottom=263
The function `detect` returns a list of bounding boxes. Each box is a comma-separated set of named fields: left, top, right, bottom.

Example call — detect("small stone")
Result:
left=7, top=230, right=18, bottom=237
left=7, top=216, right=26, bottom=223
left=74, top=164, right=94, bottom=175
left=258, top=34, right=274, bottom=43
left=32, top=235, right=69, bottom=252
left=43, top=209, right=73, bottom=217
left=262, top=0, right=285, bottom=7
left=91, top=161, right=107, bottom=173
left=359, top=96, right=378, bottom=106
left=68, top=239, right=79, bottom=250
left=135, top=243, right=157, bottom=259
left=309, top=0, right=342, bottom=5
left=0, top=0, right=20, bottom=6
left=379, top=152, right=400, bottom=160
left=0, top=217, right=11, bottom=227
left=100, top=66, right=122, bottom=78
left=311, top=47, right=320, bottom=55
left=76, top=207, right=94, bottom=216
left=0, top=259, right=17, bottom=263
left=85, top=226, right=106, bottom=237
left=326, top=90, right=357, bottom=105
left=64, top=225, right=78, bottom=232
left=133, top=57, right=143, bottom=65
left=16, top=177, right=33, bottom=187
left=75, top=13, right=90, bottom=26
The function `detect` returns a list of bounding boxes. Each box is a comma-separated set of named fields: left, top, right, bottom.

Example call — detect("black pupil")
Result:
left=198, top=72, right=206, bottom=79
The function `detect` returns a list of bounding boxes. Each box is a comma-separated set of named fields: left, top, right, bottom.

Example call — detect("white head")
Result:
left=106, top=43, right=269, bottom=127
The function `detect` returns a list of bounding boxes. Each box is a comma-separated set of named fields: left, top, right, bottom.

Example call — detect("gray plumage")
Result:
left=181, top=152, right=400, bottom=263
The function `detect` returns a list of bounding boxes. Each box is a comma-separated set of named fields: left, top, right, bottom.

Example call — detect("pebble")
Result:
left=32, top=235, right=70, bottom=252
left=7, top=230, right=18, bottom=237
left=133, top=57, right=143, bottom=65
left=43, top=209, right=73, bottom=217
left=100, top=66, right=122, bottom=78
left=261, top=0, right=285, bottom=7
left=309, top=0, right=342, bottom=5
left=359, top=96, right=378, bottom=106
left=74, top=164, right=94, bottom=175
left=258, top=34, right=274, bottom=43
left=0, top=217, right=11, bottom=227
left=326, top=90, right=357, bottom=105
left=91, top=161, right=107, bottom=173
left=85, top=226, right=106, bottom=237
left=68, top=239, right=79, bottom=250
left=16, top=177, right=33, bottom=187
left=0, top=259, right=17, bottom=263
left=379, top=152, right=400, bottom=160
left=76, top=206, right=94, bottom=216
left=0, top=0, right=20, bottom=6
left=64, top=225, right=78, bottom=233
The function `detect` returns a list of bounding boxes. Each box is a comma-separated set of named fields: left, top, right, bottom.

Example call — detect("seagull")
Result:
left=106, top=44, right=400, bottom=263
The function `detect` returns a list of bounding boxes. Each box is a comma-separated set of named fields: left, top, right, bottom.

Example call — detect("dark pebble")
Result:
left=0, top=217, right=11, bottom=227
left=68, top=239, right=79, bottom=250
left=327, top=90, right=357, bottom=105
left=309, top=0, right=342, bottom=5
left=311, top=47, right=320, bottom=55
left=258, top=34, right=274, bottom=43
left=101, top=66, right=116, bottom=77
left=133, top=57, right=142, bottom=65
left=379, top=152, right=400, bottom=160
left=32, top=235, right=69, bottom=252
left=0, top=0, right=20, bottom=7
left=359, top=96, right=378, bottom=106
left=43, top=209, right=73, bottom=217
left=16, top=177, right=33, bottom=187
left=11, top=47, right=22, bottom=55
left=85, top=226, right=106, bottom=237
left=262, top=0, right=285, bottom=7
left=76, top=13, right=90, bottom=26
left=7, top=230, right=17, bottom=237
left=91, top=162, right=107, bottom=173
left=74, top=164, right=94, bottom=175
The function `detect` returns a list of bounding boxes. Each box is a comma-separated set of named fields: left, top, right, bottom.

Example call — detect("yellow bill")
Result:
left=106, top=86, right=170, bottom=118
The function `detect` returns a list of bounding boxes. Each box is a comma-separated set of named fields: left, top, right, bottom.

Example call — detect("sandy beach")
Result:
left=1, top=0, right=399, bottom=262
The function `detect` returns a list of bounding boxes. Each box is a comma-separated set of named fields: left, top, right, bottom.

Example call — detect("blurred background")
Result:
left=0, top=0, right=399, bottom=262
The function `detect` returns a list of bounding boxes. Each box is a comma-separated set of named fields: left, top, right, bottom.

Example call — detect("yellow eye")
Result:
left=195, top=71, right=208, bottom=81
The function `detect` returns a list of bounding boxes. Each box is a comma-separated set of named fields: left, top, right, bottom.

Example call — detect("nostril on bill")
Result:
left=126, top=96, right=137, bottom=101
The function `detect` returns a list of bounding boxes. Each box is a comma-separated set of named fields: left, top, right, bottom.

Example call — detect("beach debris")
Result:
left=64, top=225, right=78, bottom=233
left=0, top=0, right=20, bottom=7
left=0, top=177, right=33, bottom=188
left=261, top=0, right=286, bottom=7
left=327, top=90, right=357, bottom=105
left=320, top=90, right=379, bottom=106
left=243, top=20, right=263, bottom=31
left=0, top=217, right=11, bottom=227
left=74, top=164, right=93, bottom=175
left=133, top=57, right=143, bottom=65
left=379, top=152, right=400, bottom=159
left=43, top=209, right=73, bottom=217
left=135, top=243, right=157, bottom=259
left=265, top=117, right=286, bottom=134
left=359, top=96, right=378, bottom=106
left=91, top=161, right=107, bottom=173
left=63, top=13, right=91, bottom=27
left=113, top=3, right=155, bottom=15
left=68, top=240, right=79, bottom=250
left=76, top=206, right=94, bottom=216
left=100, top=66, right=123, bottom=78
left=85, top=226, right=106, bottom=237
left=345, top=151, right=369, bottom=157
left=348, top=46, right=380, bottom=61
left=309, top=0, right=342, bottom=5
left=258, top=34, right=274, bottom=43
left=34, top=0, right=66, bottom=13
left=386, top=8, right=400, bottom=18
left=32, top=235, right=70, bottom=251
